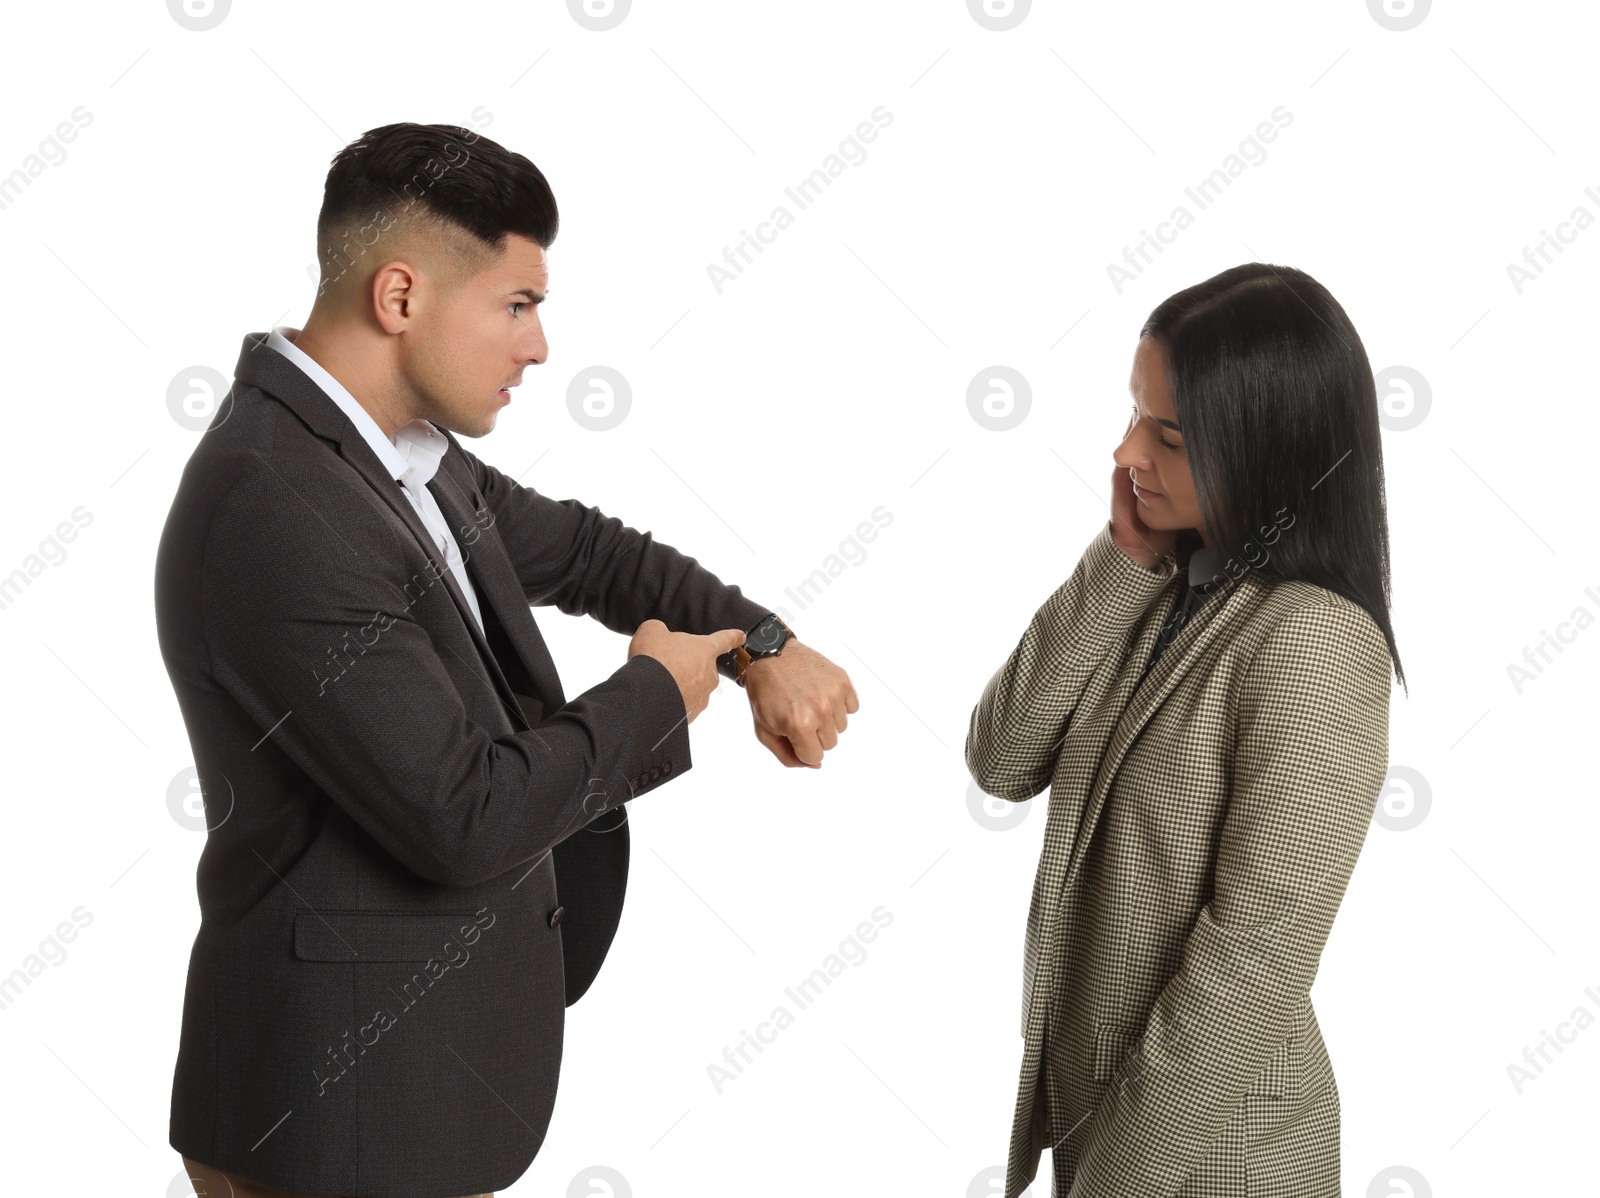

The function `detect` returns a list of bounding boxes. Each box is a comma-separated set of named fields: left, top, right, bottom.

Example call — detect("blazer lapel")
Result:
left=339, top=437, right=549, bottom=729
left=427, top=463, right=567, bottom=710
left=1059, top=576, right=1268, bottom=888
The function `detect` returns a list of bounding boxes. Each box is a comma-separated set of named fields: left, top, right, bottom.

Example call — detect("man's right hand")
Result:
left=627, top=620, right=747, bottom=723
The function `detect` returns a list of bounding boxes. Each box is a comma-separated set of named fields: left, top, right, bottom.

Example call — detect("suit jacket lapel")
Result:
left=427, top=463, right=567, bottom=710
left=340, top=435, right=550, bottom=729
left=1059, top=576, right=1268, bottom=888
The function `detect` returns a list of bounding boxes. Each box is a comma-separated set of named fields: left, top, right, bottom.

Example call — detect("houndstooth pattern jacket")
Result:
left=966, top=520, right=1392, bottom=1197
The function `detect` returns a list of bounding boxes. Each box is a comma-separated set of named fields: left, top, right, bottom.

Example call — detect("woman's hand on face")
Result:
left=1110, top=464, right=1176, bottom=569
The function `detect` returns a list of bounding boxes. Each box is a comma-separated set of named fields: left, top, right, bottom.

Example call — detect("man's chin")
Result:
left=433, top=414, right=495, bottom=439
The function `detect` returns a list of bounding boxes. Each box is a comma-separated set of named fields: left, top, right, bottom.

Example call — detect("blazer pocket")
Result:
left=1093, top=1019, right=1297, bottom=1101
left=1092, top=1021, right=1142, bottom=1085
left=1245, top=1029, right=1297, bottom=1100
left=292, top=910, right=487, bottom=963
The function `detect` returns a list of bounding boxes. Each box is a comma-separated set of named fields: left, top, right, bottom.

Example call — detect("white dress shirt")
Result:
left=265, top=326, right=485, bottom=634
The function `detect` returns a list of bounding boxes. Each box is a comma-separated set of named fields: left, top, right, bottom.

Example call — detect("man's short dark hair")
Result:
left=315, top=122, right=558, bottom=293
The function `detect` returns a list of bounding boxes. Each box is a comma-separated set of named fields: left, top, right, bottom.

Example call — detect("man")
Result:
left=154, top=121, right=856, bottom=1197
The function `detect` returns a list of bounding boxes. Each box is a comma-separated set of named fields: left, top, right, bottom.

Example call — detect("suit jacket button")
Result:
left=548, top=906, right=564, bottom=928
left=650, top=767, right=661, bottom=781
left=662, top=760, right=672, bottom=773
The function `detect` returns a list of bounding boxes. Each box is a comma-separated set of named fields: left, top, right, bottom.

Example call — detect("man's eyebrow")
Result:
left=507, top=287, right=547, bottom=303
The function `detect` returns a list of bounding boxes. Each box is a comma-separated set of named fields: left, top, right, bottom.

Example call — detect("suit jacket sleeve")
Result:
left=201, top=460, right=690, bottom=890
left=1067, top=602, right=1392, bottom=1197
left=965, top=520, right=1176, bottom=802
left=454, top=437, right=773, bottom=638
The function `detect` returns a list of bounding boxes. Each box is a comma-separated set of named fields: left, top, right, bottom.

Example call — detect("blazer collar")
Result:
left=233, top=329, right=365, bottom=451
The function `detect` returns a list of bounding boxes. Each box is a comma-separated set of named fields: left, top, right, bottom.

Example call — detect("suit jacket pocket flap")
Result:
left=1092, top=1021, right=1141, bottom=1084
left=1093, top=1019, right=1292, bottom=1100
left=293, top=910, right=479, bottom=963
left=1245, top=1031, right=1294, bottom=1100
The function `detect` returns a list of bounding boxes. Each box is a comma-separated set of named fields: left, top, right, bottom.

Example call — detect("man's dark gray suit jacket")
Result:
left=154, top=332, right=771, bottom=1196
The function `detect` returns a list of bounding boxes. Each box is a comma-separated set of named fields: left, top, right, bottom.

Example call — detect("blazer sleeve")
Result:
left=453, top=437, right=773, bottom=638
left=201, top=460, right=690, bottom=890
left=1066, top=601, right=1392, bottom=1197
left=964, top=520, right=1176, bottom=801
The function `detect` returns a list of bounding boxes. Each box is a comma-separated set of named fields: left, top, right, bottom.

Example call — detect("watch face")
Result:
left=749, top=616, right=790, bottom=655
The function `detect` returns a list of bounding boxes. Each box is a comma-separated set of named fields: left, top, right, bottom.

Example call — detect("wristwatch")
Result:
left=717, top=613, right=794, bottom=687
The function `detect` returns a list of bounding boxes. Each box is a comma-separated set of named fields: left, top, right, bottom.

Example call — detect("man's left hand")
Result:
left=740, top=639, right=858, bottom=768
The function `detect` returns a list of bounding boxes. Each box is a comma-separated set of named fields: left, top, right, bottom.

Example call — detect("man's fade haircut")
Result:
left=314, top=121, right=559, bottom=297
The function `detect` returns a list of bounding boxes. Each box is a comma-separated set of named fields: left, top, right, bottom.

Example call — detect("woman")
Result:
left=966, top=263, right=1404, bottom=1198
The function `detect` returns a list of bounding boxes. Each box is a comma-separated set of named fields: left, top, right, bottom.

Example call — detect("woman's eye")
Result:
left=1158, top=436, right=1181, bottom=451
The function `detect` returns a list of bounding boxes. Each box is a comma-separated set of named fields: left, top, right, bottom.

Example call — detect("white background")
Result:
left=0, top=0, right=1595, bottom=1194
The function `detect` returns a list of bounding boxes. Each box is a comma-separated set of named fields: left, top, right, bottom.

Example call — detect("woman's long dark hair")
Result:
left=1141, top=262, right=1405, bottom=691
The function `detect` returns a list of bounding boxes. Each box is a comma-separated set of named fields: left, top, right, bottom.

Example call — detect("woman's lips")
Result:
left=1132, top=480, right=1161, bottom=499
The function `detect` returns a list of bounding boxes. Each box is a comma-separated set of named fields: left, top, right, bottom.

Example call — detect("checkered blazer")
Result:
left=965, top=520, right=1392, bottom=1197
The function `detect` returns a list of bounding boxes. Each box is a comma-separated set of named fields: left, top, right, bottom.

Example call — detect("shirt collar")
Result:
left=265, top=326, right=447, bottom=486
left=391, top=419, right=449, bottom=488
left=1186, top=543, right=1222, bottom=590
left=1180, top=534, right=1243, bottom=595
